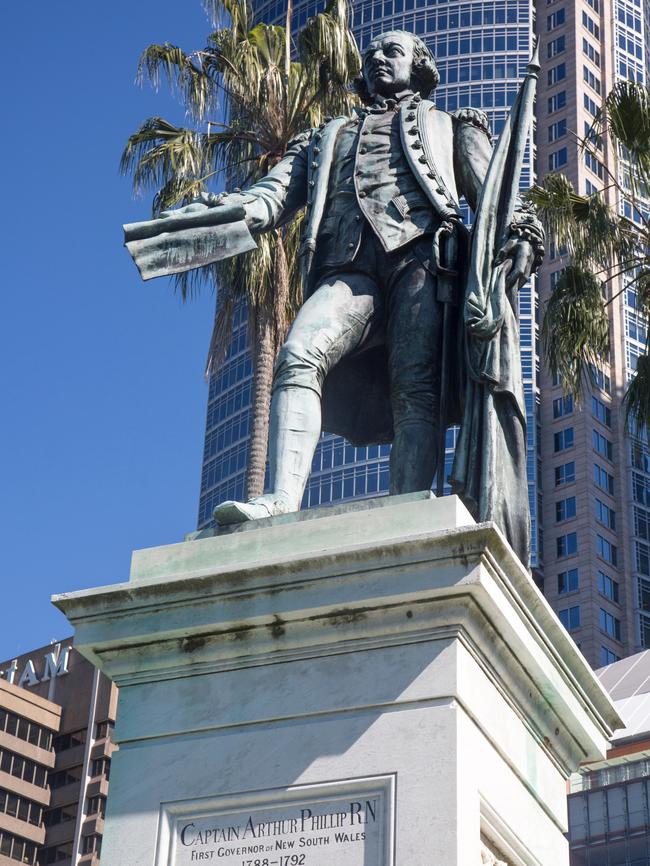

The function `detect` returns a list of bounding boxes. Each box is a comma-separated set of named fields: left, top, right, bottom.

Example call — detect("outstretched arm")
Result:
left=161, top=128, right=313, bottom=234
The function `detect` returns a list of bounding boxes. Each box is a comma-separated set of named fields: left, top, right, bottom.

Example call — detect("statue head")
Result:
left=354, top=30, right=440, bottom=104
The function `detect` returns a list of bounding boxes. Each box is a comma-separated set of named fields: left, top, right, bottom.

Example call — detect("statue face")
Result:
left=362, top=32, right=415, bottom=98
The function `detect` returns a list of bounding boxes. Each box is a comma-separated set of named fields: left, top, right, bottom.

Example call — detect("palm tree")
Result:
left=120, top=0, right=360, bottom=498
left=529, top=80, right=650, bottom=430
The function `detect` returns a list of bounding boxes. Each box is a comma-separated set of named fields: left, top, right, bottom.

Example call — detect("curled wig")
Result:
left=353, top=31, right=440, bottom=104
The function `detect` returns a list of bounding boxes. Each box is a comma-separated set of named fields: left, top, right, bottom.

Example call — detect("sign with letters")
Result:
left=157, top=776, right=394, bottom=866
left=0, top=645, right=72, bottom=688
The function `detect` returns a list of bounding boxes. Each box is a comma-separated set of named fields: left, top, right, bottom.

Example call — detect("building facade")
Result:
left=568, top=649, right=650, bottom=864
left=0, top=679, right=60, bottom=866
left=0, top=643, right=117, bottom=866
left=197, top=0, right=542, bottom=569
left=535, top=0, right=650, bottom=666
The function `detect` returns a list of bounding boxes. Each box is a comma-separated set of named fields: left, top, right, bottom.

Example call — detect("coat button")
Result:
left=355, top=214, right=361, bottom=221
left=311, top=161, right=319, bottom=169
left=408, top=127, right=418, bottom=135
left=427, top=171, right=436, bottom=179
left=359, top=147, right=367, bottom=154
left=406, top=112, right=416, bottom=121
left=412, top=141, right=422, bottom=149
left=348, top=242, right=355, bottom=249
left=313, top=147, right=320, bottom=154
left=358, top=191, right=367, bottom=198
left=418, top=155, right=427, bottom=163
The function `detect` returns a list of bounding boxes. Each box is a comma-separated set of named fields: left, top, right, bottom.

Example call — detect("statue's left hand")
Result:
left=497, top=238, right=535, bottom=289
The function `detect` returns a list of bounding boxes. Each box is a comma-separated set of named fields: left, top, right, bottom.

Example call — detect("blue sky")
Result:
left=1, top=2, right=223, bottom=656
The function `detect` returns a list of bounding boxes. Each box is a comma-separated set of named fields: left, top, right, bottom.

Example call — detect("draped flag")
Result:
left=450, top=45, right=540, bottom=568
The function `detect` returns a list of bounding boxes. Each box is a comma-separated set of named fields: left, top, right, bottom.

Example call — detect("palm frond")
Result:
left=120, top=118, right=209, bottom=201
left=625, top=353, right=650, bottom=433
left=137, top=43, right=214, bottom=120
left=541, top=265, right=610, bottom=397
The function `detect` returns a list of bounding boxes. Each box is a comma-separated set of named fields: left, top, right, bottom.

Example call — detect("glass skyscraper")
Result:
left=197, top=0, right=541, bottom=570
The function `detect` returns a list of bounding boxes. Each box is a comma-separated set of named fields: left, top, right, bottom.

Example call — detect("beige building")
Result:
left=535, top=0, right=648, bottom=666
left=0, top=679, right=60, bottom=866
left=0, top=642, right=117, bottom=866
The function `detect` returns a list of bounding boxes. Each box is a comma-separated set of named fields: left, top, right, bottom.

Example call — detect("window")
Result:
left=0, top=749, right=48, bottom=788
left=600, top=646, right=620, bottom=665
left=548, top=91, right=567, bottom=113
left=583, top=65, right=601, bottom=93
left=0, top=789, right=42, bottom=826
left=548, top=35, right=566, bottom=56
left=558, top=568, right=579, bottom=594
left=595, top=498, right=616, bottom=529
left=81, top=835, right=102, bottom=856
left=582, top=10, right=600, bottom=38
left=634, top=472, right=650, bottom=505
left=592, top=430, right=613, bottom=460
left=594, top=463, right=614, bottom=495
left=597, top=534, right=618, bottom=566
left=52, top=730, right=86, bottom=752
left=557, top=532, right=578, bottom=557
left=553, top=394, right=573, bottom=417
left=599, top=608, right=622, bottom=640
left=590, top=365, right=611, bottom=394
left=548, top=8, right=566, bottom=28
left=559, top=606, right=581, bottom=630
left=586, top=180, right=600, bottom=196
left=556, top=496, right=577, bottom=521
left=584, top=93, right=599, bottom=116
left=582, top=38, right=601, bottom=66
left=548, top=119, right=567, bottom=142
left=556, top=461, right=576, bottom=486
left=49, top=767, right=82, bottom=790
left=586, top=0, right=600, bottom=12
left=0, top=831, right=39, bottom=865
left=86, top=796, right=106, bottom=818
left=548, top=63, right=566, bottom=85
left=95, top=720, right=114, bottom=740
left=0, top=711, right=53, bottom=751
left=598, top=571, right=620, bottom=603
left=554, top=427, right=574, bottom=452
left=592, top=397, right=611, bottom=427
left=585, top=151, right=605, bottom=178
left=44, top=805, right=77, bottom=827
left=549, top=148, right=568, bottom=170
left=91, top=757, right=111, bottom=780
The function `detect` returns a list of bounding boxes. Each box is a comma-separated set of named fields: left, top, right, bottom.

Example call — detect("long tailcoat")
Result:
left=243, top=97, right=495, bottom=444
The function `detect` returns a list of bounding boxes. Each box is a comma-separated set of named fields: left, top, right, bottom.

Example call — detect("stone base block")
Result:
left=54, top=493, right=621, bottom=866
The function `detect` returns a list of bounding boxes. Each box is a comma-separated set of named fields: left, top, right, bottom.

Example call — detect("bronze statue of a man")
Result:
left=126, top=30, right=544, bottom=566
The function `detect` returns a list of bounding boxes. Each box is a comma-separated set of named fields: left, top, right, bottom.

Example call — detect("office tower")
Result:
left=567, top=649, right=650, bottom=864
left=0, top=641, right=117, bottom=866
left=536, top=0, right=649, bottom=666
left=197, top=0, right=542, bottom=573
left=0, top=678, right=59, bottom=866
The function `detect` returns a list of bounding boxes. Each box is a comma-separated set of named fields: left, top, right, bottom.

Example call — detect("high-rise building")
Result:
left=197, top=0, right=542, bottom=569
left=0, top=679, right=60, bottom=866
left=0, top=642, right=117, bottom=866
left=536, top=0, right=650, bottom=666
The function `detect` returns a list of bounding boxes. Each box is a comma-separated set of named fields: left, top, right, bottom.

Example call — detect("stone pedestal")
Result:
left=54, top=493, right=621, bottom=866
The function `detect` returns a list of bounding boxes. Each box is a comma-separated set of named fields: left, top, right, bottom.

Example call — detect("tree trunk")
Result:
left=245, top=233, right=291, bottom=500
left=245, top=301, right=275, bottom=499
